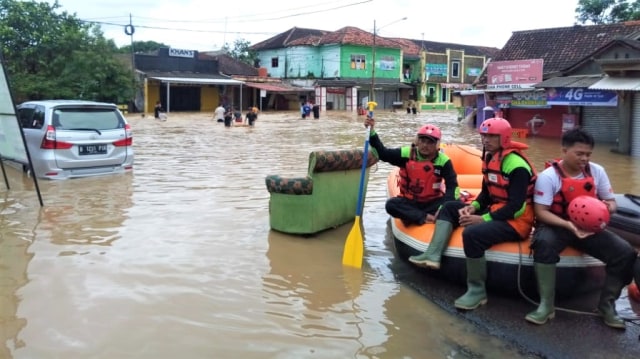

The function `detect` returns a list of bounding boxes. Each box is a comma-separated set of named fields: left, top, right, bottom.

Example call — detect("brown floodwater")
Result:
left=1, top=110, right=638, bottom=359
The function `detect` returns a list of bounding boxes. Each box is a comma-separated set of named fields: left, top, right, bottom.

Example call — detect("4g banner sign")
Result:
left=546, top=87, right=618, bottom=107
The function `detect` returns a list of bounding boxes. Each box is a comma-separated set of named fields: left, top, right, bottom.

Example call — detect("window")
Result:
left=404, top=65, right=411, bottom=80
left=379, top=56, right=396, bottom=70
left=54, top=108, right=124, bottom=130
left=18, top=106, right=45, bottom=129
left=451, top=61, right=460, bottom=78
left=271, top=57, right=279, bottom=68
left=441, top=88, right=448, bottom=102
left=350, top=54, right=366, bottom=70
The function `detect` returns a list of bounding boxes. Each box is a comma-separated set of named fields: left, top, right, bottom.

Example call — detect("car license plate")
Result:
left=79, top=144, right=107, bottom=155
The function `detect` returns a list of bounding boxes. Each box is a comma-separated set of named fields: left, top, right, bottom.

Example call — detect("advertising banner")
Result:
left=546, top=87, right=617, bottom=107
left=487, top=59, right=544, bottom=90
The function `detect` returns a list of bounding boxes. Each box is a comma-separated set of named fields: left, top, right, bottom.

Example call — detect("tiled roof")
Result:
left=250, top=27, right=329, bottom=50
left=250, top=26, right=499, bottom=57
left=208, top=54, right=259, bottom=76
left=385, top=38, right=499, bottom=58
left=317, top=26, right=401, bottom=48
left=400, top=39, right=499, bottom=57
left=495, top=21, right=640, bottom=75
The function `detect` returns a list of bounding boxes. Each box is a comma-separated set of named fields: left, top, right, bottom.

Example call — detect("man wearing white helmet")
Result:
left=364, top=116, right=459, bottom=228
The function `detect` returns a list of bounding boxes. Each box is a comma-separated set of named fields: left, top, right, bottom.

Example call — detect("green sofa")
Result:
left=265, top=149, right=378, bottom=235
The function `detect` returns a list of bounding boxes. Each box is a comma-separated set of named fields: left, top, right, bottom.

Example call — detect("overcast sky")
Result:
left=49, top=0, right=581, bottom=51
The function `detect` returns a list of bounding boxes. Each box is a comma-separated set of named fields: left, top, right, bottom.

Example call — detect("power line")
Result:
left=80, top=0, right=373, bottom=33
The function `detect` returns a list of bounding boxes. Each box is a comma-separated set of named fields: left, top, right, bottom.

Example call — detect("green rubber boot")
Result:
left=525, top=263, right=556, bottom=325
left=408, top=220, right=453, bottom=269
left=597, top=275, right=626, bottom=329
left=454, top=257, right=488, bottom=310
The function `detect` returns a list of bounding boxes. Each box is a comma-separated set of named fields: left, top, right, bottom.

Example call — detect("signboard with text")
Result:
left=425, top=63, right=447, bottom=76
left=487, top=59, right=544, bottom=89
left=546, top=87, right=617, bottom=107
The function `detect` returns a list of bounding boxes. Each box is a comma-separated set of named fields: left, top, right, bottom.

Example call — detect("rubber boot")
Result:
left=597, top=275, right=626, bottom=329
left=525, top=263, right=556, bottom=325
left=454, top=257, right=488, bottom=310
left=408, top=220, right=453, bottom=269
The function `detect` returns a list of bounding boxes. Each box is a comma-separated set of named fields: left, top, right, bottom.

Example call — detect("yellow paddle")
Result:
left=342, top=101, right=377, bottom=268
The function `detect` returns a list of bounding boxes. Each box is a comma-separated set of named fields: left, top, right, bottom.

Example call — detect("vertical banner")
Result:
left=0, top=55, right=28, bottom=164
left=0, top=52, right=43, bottom=205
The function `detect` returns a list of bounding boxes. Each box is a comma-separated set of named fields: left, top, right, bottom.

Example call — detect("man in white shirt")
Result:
left=214, top=104, right=225, bottom=123
left=527, top=128, right=636, bottom=329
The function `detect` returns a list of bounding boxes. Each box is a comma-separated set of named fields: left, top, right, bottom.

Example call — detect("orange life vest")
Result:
left=398, top=148, right=446, bottom=202
left=549, top=161, right=596, bottom=218
left=481, top=145, right=537, bottom=238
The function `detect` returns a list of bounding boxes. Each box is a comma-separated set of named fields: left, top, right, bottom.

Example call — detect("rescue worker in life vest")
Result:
left=412, top=118, right=537, bottom=311
left=364, top=116, right=459, bottom=228
left=528, top=128, right=636, bottom=328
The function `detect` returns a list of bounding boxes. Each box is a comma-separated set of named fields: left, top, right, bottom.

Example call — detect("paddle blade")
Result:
left=342, top=216, right=364, bottom=268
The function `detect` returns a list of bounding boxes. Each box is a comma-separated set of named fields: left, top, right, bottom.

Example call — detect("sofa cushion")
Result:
left=265, top=175, right=313, bottom=195
left=310, top=149, right=378, bottom=173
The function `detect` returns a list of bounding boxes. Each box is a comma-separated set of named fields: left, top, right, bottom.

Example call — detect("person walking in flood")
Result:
left=223, top=108, right=233, bottom=127
left=154, top=101, right=167, bottom=121
left=246, top=107, right=258, bottom=126
left=214, top=104, right=225, bottom=123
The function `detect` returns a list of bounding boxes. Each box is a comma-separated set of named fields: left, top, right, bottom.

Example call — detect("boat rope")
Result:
left=515, top=239, right=601, bottom=318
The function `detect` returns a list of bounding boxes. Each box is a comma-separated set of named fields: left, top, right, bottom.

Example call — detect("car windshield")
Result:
left=52, top=108, right=124, bottom=130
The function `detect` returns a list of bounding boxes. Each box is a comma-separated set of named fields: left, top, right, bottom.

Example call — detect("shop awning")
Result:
left=534, top=75, right=602, bottom=88
left=589, top=77, right=640, bottom=91
left=459, top=90, right=486, bottom=96
left=245, top=82, right=308, bottom=93
left=150, top=76, right=244, bottom=85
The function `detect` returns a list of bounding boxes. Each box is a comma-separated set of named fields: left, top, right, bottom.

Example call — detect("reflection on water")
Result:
left=1, top=110, right=638, bottom=358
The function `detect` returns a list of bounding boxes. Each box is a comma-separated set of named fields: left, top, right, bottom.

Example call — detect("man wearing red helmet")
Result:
left=364, top=116, right=459, bottom=229
left=412, top=117, right=538, bottom=308
left=528, top=128, right=636, bottom=329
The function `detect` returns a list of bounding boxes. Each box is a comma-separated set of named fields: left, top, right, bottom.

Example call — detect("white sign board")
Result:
left=0, top=59, right=28, bottom=164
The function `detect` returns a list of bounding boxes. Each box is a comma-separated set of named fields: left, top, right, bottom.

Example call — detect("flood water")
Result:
left=1, top=110, right=639, bottom=359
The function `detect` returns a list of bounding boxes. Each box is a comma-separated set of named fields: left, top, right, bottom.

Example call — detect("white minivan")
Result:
left=16, top=100, right=134, bottom=180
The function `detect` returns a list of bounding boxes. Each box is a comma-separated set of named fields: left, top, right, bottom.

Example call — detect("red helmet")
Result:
left=567, top=195, right=610, bottom=233
left=417, top=124, right=441, bottom=141
left=478, top=117, right=512, bottom=148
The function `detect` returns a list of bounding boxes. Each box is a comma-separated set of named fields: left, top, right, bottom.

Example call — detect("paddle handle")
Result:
left=355, top=127, right=370, bottom=217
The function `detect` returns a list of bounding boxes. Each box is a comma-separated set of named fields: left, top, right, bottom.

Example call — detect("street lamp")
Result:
left=370, top=17, right=407, bottom=103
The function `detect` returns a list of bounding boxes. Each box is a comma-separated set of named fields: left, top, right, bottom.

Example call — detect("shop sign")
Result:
left=546, top=88, right=617, bottom=107
left=326, top=87, right=345, bottom=94
left=510, top=91, right=547, bottom=107
left=425, top=63, right=448, bottom=76
left=487, top=59, right=543, bottom=89
left=467, top=67, right=482, bottom=76
left=169, top=48, right=195, bottom=58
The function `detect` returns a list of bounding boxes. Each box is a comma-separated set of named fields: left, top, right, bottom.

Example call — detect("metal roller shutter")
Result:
left=581, top=106, right=619, bottom=144
left=632, top=93, right=640, bottom=157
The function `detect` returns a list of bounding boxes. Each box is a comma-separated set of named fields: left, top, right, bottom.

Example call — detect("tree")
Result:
left=117, top=40, right=170, bottom=54
left=222, top=38, right=257, bottom=66
left=0, top=0, right=134, bottom=103
left=576, top=0, right=640, bottom=24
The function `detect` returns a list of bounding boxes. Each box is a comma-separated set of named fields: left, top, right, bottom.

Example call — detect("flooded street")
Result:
left=1, top=110, right=639, bottom=359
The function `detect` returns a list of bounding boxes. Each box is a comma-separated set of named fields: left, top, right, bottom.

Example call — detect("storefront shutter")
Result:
left=631, top=93, right=640, bottom=157
left=581, top=106, right=619, bottom=144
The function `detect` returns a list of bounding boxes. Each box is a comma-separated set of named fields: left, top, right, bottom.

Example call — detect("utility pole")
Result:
left=370, top=19, right=377, bottom=103
left=369, top=17, right=407, bottom=105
